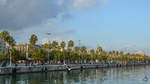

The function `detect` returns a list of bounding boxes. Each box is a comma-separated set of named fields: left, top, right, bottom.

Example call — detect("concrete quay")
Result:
left=0, top=63, right=149, bottom=75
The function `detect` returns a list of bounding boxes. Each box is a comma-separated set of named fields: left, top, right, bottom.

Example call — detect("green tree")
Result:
left=68, top=40, right=74, bottom=49
left=7, top=36, right=16, bottom=47
left=0, top=31, right=16, bottom=47
left=0, top=31, right=9, bottom=43
left=0, top=31, right=16, bottom=65
left=52, top=41, right=58, bottom=50
left=116, top=51, right=119, bottom=56
left=11, top=48, right=20, bottom=61
left=80, top=46, right=87, bottom=63
left=90, top=48, right=95, bottom=63
left=96, top=46, right=103, bottom=56
left=29, top=34, right=38, bottom=47
left=120, top=51, right=124, bottom=56
left=73, top=46, right=80, bottom=63
left=31, top=49, right=48, bottom=63
left=60, top=41, right=66, bottom=50
left=73, top=46, right=80, bottom=53
left=80, top=46, right=87, bottom=55
left=112, top=50, right=116, bottom=57
left=90, top=49, right=95, bottom=56
left=0, top=50, right=6, bottom=61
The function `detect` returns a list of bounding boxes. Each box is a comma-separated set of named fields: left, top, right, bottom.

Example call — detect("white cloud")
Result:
left=0, top=0, right=108, bottom=30
left=73, top=0, right=108, bottom=9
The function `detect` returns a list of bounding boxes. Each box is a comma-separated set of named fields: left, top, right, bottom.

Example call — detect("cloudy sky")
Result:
left=0, top=0, right=150, bottom=54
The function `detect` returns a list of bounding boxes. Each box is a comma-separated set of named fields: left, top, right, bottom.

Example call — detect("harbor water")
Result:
left=0, top=65, right=150, bottom=84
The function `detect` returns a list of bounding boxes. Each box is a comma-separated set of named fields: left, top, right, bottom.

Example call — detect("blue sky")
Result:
left=51, top=0, right=150, bottom=53
left=1, top=0, right=150, bottom=54
left=70, top=0, right=150, bottom=50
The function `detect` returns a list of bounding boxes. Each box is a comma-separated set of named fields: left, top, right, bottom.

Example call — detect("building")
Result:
left=14, top=44, right=43, bottom=52
left=14, top=44, right=27, bottom=52
left=136, top=51, right=145, bottom=56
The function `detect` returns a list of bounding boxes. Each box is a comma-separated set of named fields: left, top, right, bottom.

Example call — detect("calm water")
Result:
left=0, top=65, right=150, bottom=84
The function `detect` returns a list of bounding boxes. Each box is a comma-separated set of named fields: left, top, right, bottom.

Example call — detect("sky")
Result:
left=0, top=0, right=150, bottom=54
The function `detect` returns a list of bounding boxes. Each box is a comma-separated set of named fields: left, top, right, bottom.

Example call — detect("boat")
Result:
left=64, top=65, right=72, bottom=71
left=143, top=75, right=148, bottom=81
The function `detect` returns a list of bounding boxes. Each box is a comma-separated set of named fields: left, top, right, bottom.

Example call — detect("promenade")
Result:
left=0, top=62, right=149, bottom=75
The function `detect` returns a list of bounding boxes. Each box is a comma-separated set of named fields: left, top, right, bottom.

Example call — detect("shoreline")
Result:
left=0, top=63, right=149, bottom=75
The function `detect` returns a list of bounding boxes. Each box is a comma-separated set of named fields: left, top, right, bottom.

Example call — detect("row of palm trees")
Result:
left=0, top=31, right=150, bottom=64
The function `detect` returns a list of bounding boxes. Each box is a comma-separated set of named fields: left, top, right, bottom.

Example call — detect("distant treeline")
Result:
left=0, top=31, right=150, bottom=64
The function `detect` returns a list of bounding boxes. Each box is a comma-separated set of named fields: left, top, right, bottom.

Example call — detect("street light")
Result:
left=9, top=47, right=12, bottom=67
left=78, top=40, right=82, bottom=64
left=26, top=44, right=29, bottom=59
left=26, top=44, right=29, bottom=66
left=46, top=32, right=51, bottom=64
left=6, top=44, right=12, bottom=67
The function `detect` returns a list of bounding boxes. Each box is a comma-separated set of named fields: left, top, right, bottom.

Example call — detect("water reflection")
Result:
left=0, top=65, right=150, bottom=84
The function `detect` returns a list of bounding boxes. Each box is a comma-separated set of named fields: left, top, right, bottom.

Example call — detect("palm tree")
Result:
left=0, top=50, right=6, bottom=61
left=89, top=48, right=95, bottom=64
left=60, top=41, right=66, bottom=50
left=0, top=31, right=9, bottom=43
left=96, top=46, right=103, bottom=56
left=11, top=48, right=20, bottom=62
left=60, top=41, right=66, bottom=64
left=120, top=51, right=124, bottom=56
left=100, top=51, right=108, bottom=62
left=7, top=36, right=16, bottom=65
left=29, top=34, right=38, bottom=47
left=73, top=46, right=80, bottom=53
left=108, top=51, right=112, bottom=56
left=0, top=31, right=16, bottom=47
left=68, top=40, right=74, bottom=50
left=0, top=31, right=16, bottom=66
left=116, top=51, right=119, bottom=57
left=7, top=36, right=16, bottom=47
left=80, top=46, right=87, bottom=55
left=80, top=46, right=87, bottom=63
left=73, top=46, right=80, bottom=63
left=67, top=40, right=74, bottom=63
left=52, top=41, right=58, bottom=50
left=112, top=50, right=116, bottom=57
left=108, top=51, right=112, bottom=62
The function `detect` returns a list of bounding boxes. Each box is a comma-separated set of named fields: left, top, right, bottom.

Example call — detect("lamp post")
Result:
left=26, top=44, right=29, bottom=66
left=46, top=32, right=51, bottom=64
left=26, top=44, right=29, bottom=59
left=9, top=47, right=12, bottom=67
left=6, top=44, right=12, bottom=67
left=78, top=40, right=82, bottom=64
